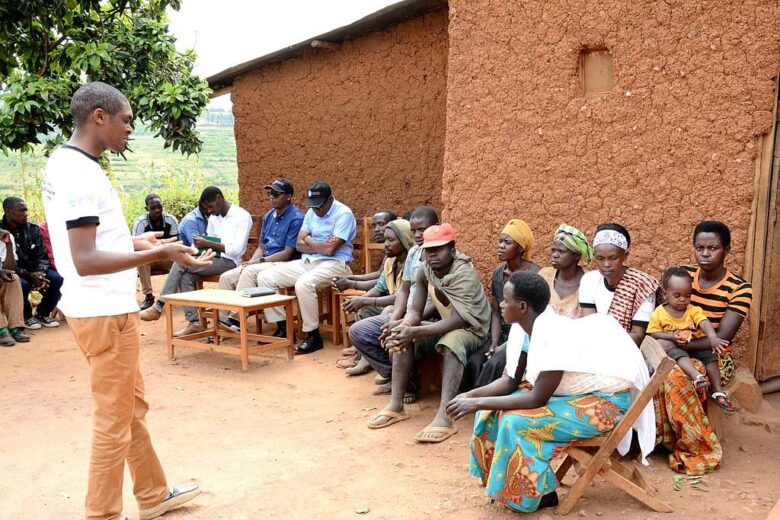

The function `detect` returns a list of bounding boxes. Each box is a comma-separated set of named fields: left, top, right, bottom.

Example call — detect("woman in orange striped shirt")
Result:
left=655, top=221, right=752, bottom=474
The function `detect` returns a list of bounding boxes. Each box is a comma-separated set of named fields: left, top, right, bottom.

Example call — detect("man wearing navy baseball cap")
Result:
left=256, top=180, right=356, bottom=353
left=217, top=178, right=304, bottom=330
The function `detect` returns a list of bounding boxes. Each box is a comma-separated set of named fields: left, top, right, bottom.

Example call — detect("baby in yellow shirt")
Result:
left=648, top=267, right=733, bottom=411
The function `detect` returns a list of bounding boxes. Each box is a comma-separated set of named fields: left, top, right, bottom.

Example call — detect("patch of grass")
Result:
left=0, top=123, right=238, bottom=225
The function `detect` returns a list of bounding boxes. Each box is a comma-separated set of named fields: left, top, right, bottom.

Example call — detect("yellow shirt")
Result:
left=647, top=304, right=707, bottom=338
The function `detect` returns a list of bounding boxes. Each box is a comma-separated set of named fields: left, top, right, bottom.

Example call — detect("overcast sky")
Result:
left=168, top=0, right=398, bottom=108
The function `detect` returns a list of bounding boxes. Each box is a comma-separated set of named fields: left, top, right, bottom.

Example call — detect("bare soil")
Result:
left=2, top=288, right=779, bottom=519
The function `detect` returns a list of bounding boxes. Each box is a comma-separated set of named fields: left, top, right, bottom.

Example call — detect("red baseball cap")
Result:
left=421, top=223, right=456, bottom=249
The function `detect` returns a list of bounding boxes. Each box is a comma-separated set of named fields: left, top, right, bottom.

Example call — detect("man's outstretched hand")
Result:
left=162, top=244, right=216, bottom=267
left=134, top=231, right=178, bottom=251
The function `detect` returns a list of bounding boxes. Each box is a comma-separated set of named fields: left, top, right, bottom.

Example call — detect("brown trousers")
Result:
left=137, top=260, right=173, bottom=295
left=0, top=275, right=24, bottom=329
left=68, top=313, right=169, bottom=520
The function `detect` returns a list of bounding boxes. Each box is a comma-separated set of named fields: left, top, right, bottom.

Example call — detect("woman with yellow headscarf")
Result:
left=460, top=219, right=540, bottom=391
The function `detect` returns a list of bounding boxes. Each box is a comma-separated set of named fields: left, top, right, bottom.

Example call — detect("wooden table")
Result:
left=163, top=289, right=296, bottom=370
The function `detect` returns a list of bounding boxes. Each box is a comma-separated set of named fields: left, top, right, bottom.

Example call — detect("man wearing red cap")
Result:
left=369, top=223, right=491, bottom=443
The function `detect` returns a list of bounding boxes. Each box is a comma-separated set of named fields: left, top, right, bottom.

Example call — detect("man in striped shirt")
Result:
left=132, top=194, right=179, bottom=310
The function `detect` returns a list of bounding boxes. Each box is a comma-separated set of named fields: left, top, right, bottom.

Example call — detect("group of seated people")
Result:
left=0, top=196, right=63, bottom=347
left=127, top=179, right=750, bottom=513
left=328, top=214, right=749, bottom=513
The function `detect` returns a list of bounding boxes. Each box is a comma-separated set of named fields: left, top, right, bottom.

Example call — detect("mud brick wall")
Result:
left=442, top=0, right=780, bottom=281
left=232, top=10, right=448, bottom=221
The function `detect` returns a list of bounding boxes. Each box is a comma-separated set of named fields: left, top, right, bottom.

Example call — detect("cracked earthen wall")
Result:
left=232, top=10, right=448, bottom=220
left=443, top=1, right=780, bottom=283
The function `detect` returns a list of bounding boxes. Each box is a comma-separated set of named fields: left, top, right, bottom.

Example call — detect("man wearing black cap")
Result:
left=256, top=181, right=356, bottom=353
left=217, top=178, right=304, bottom=326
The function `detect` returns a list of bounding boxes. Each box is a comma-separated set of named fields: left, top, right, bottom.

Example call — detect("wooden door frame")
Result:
left=745, top=73, right=780, bottom=378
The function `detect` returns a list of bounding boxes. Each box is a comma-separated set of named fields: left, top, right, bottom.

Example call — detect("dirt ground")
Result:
left=2, top=284, right=780, bottom=519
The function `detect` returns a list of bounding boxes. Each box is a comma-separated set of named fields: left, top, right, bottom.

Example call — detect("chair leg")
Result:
left=601, top=468, right=673, bottom=513
left=331, top=289, right=342, bottom=345
left=555, top=455, right=573, bottom=483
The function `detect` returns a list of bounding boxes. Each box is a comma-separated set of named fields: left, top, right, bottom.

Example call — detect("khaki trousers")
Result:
left=217, top=262, right=278, bottom=321
left=0, top=275, right=25, bottom=329
left=68, top=313, right=169, bottom=520
left=137, top=260, right=173, bottom=295
left=257, top=258, right=351, bottom=331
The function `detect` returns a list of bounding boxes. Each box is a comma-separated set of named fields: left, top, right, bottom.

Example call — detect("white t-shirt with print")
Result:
left=578, top=270, right=655, bottom=325
left=42, top=145, right=138, bottom=318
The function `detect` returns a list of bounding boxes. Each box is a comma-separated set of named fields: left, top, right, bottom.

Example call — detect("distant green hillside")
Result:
left=0, top=114, right=238, bottom=224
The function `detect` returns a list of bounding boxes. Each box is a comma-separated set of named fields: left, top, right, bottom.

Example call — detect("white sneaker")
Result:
left=24, top=317, right=41, bottom=330
left=139, top=485, right=201, bottom=520
left=36, top=315, right=60, bottom=328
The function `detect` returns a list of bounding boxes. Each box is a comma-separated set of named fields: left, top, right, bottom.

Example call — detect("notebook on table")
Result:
left=239, top=286, right=277, bottom=298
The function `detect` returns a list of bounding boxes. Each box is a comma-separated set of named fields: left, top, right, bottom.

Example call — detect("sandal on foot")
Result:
left=693, top=375, right=710, bottom=390
left=336, top=354, right=358, bottom=369
left=367, top=410, right=409, bottom=429
left=374, top=373, right=390, bottom=385
left=372, top=382, right=392, bottom=395
left=413, top=424, right=458, bottom=443
left=711, top=392, right=737, bottom=413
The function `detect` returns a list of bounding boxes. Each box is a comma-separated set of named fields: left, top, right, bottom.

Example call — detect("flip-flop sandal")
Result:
left=336, top=354, right=358, bottom=369
left=693, top=375, right=710, bottom=390
left=711, top=392, right=737, bottom=413
left=372, top=382, right=391, bottom=395
left=413, top=425, right=458, bottom=443
left=367, top=410, right=409, bottom=429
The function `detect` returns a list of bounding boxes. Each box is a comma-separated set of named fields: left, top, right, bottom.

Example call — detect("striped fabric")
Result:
left=606, top=267, right=660, bottom=332
left=681, top=265, right=753, bottom=327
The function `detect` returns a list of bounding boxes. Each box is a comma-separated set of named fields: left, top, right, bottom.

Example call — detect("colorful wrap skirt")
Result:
left=469, top=390, right=631, bottom=513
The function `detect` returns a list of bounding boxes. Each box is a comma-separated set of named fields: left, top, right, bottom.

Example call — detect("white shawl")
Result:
left=524, top=309, right=655, bottom=463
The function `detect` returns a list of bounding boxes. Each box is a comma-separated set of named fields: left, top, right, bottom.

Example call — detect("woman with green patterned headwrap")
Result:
left=537, top=224, right=591, bottom=318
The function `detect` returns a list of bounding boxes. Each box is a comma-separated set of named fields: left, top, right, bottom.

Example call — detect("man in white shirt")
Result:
left=140, top=186, right=253, bottom=337
left=42, top=82, right=211, bottom=520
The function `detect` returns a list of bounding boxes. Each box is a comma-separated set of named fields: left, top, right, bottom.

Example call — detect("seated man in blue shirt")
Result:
left=257, top=181, right=356, bottom=354
left=178, top=200, right=208, bottom=247
left=218, top=178, right=304, bottom=326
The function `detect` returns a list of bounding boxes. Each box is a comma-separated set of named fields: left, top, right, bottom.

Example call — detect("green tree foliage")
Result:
left=0, top=0, right=211, bottom=155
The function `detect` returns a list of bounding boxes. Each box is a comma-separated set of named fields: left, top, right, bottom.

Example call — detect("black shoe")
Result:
left=11, top=328, right=30, bottom=343
left=139, top=294, right=156, bottom=311
left=272, top=321, right=288, bottom=338
left=294, top=330, right=323, bottom=355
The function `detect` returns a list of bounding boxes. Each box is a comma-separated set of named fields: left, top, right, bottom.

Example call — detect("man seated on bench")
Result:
left=340, top=218, right=413, bottom=374
left=217, top=178, right=304, bottom=329
left=132, top=193, right=179, bottom=310
left=332, top=209, right=397, bottom=293
left=178, top=199, right=208, bottom=247
left=369, top=223, right=491, bottom=444
left=141, top=186, right=253, bottom=337
left=255, top=181, right=356, bottom=353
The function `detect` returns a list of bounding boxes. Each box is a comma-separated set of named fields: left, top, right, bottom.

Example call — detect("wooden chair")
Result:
left=554, top=336, right=675, bottom=515
left=361, top=216, right=385, bottom=273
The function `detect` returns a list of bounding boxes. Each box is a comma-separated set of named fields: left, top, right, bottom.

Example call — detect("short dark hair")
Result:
left=145, top=193, right=161, bottom=208
left=662, top=266, right=692, bottom=289
left=507, top=271, right=551, bottom=313
left=375, top=209, right=398, bottom=222
left=199, top=186, right=223, bottom=203
left=402, top=210, right=414, bottom=221
left=693, top=220, right=731, bottom=249
left=70, top=82, right=129, bottom=127
left=410, top=205, right=439, bottom=225
left=595, top=222, right=631, bottom=248
left=2, top=196, right=25, bottom=212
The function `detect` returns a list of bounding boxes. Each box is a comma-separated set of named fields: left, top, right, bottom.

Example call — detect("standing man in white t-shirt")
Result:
left=42, top=82, right=213, bottom=520
left=140, top=186, right=253, bottom=336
